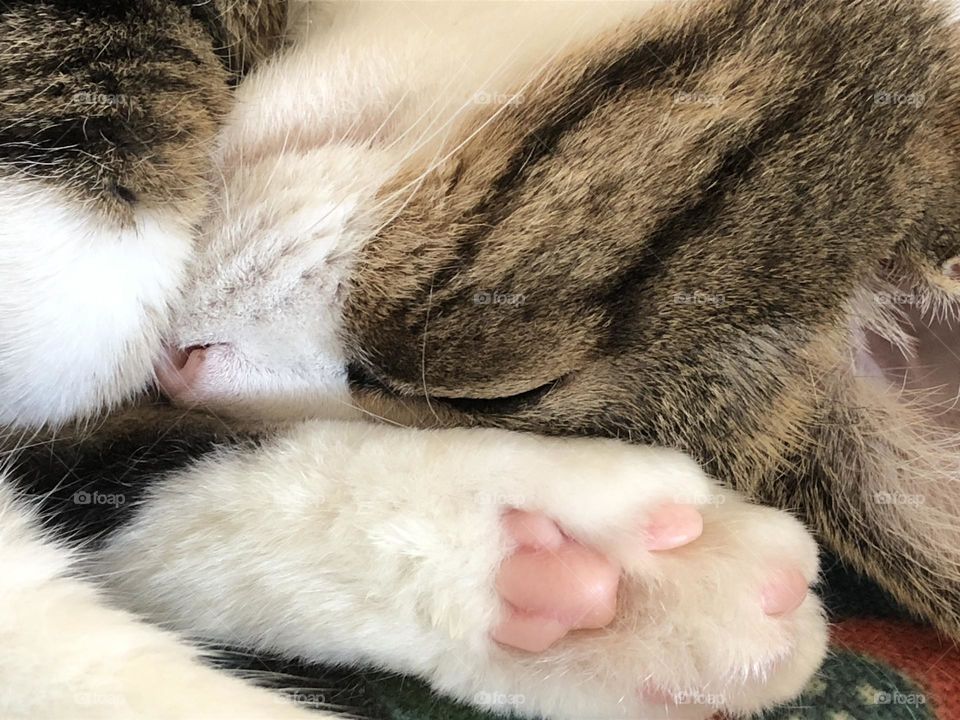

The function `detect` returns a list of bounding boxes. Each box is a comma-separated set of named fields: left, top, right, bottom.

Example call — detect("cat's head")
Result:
left=161, top=0, right=960, bottom=476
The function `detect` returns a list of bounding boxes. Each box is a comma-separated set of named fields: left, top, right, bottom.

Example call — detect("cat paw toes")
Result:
left=492, top=504, right=706, bottom=652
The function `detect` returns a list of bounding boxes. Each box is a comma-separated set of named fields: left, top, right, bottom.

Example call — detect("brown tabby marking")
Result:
left=344, top=0, right=960, bottom=639
left=0, top=0, right=285, bottom=223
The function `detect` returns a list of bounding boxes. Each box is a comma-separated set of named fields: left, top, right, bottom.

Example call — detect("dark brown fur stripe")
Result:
left=425, top=2, right=751, bottom=311
left=598, top=87, right=828, bottom=347
left=468, top=0, right=748, bottom=209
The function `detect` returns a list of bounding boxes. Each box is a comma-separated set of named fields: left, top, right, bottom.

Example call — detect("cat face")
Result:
left=162, top=0, right=960, bottom=480
left=159, top=0, right=665, bottom=421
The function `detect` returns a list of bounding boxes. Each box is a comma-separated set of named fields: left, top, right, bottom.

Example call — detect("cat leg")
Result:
left=0, top=177, right=195, bottom=428
left=0, top=481, right=322, bottom=720
left=95, top=421, right=827, bottom=720
left=0, top=0, right=280, bottom=427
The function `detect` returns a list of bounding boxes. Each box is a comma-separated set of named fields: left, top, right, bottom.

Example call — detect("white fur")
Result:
left=168, top=146, right=395, bottom=420
left=96, top=423, right=827, bottom=719
left=0, top=480, right=321, bottom=719
left=0, top=178, right=190, bottom=427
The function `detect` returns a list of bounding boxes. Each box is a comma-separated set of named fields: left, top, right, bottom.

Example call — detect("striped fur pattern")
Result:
left=343, top=0, right=960, bottom=640
left=3, top=1, right=960, bottom=719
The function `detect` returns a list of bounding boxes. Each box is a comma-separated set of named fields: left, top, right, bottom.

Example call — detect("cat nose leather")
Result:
left=155, top=345, right=210, bottom=401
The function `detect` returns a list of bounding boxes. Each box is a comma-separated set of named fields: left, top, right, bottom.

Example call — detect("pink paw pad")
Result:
left=761, top=567, right=809, bottom=616
left=493, top=504, right=705, bottom=653
left=492, top=507, right=811, bottom=654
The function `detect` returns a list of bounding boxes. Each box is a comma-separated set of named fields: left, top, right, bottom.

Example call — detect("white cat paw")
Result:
left=425, top=435, right=828, bottom=720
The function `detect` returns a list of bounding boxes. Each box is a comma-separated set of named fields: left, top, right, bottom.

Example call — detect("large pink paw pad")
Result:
left=493, top=505, right=705, bottom=653
left=494, top=510, right=618, bottom=652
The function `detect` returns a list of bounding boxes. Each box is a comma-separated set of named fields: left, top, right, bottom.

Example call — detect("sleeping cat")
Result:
left=162, top=0, right=960, bottom=644
left=0, top=1, right=827, bottom=718
left=162, top=0, right=960, bottom=705
left=3, top=0, right=958, bottom=718
left=1, top=1, right=827, bottom=718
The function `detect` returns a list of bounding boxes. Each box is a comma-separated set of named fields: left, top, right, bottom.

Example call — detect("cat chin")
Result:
left=0, top=177, right=191, bottom=428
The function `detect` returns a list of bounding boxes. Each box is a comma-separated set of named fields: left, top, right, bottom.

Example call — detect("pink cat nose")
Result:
left=155, top=345, right=211, bottom=401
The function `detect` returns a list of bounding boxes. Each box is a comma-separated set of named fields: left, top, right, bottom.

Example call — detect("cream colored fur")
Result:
left=95, top=423, right=826, bottom=719
left=0, top=2, right=835, bottom=719
left=0, top=482, right=320, bottom=719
